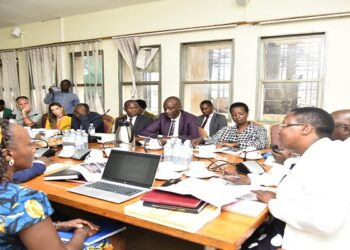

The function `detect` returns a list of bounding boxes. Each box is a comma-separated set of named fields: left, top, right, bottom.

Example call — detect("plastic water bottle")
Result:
left=62, top=130, right=70, bottom=147
left=183, top=140, right=193, bottom=166
left=82, top=131, right=89, bottom=149
left=69, top=129, right=76, bottom=148
left=163, top=140, right=173, bottom=162
left=88, top=123, right=95, bottom=135
left=75, top=131, right=83, bottom=151
left=172, top=139, right=183, bottom=166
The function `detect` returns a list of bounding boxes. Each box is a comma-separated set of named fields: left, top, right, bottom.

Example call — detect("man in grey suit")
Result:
left=197, top=100, right=227, bottom=136
left=115, top=100, right=153, bottom=136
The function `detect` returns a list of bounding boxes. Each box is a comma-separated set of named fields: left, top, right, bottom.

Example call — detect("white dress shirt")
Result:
left=268, top=138, right=350, bottom=250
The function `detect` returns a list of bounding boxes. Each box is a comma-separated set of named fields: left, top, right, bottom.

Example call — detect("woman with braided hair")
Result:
left=0, top=120, right=125, bottom=250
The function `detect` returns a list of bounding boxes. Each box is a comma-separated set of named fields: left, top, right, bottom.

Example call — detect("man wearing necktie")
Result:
left=196, top=100, right=227, bottom=137
left=141, top=96, right=199, bottom=141
left=115, top=100, right=153, bottom=136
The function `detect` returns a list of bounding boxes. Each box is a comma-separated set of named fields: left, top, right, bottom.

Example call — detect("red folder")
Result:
left=142, top=190, right=202, bottom=208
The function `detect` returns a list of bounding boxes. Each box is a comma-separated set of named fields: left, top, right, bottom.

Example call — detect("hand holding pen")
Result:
left=221, top=167, right=251, bottom=185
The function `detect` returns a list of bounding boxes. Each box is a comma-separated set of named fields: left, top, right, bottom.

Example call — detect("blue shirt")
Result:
left=44, top=91, right=80, bottom=115
left=0, top=183, right=53, bottom=250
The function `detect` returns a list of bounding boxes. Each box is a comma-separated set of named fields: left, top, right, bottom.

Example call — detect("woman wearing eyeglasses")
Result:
left=45, top=102, right=71, bottom=130
left=198, top=102, right=268, bottom=149
left=0, top=120, right=125, bottom=250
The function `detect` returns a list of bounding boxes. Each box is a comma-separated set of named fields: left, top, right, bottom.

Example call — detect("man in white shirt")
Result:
left=251, top=107, right=350, bottom=250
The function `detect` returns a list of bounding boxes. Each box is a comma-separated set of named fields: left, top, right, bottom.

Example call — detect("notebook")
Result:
left=68, top=149, right=161, bottom=203
left=141, top=190, right=203, bottom=208
left=59, top=219, right=126, bottom=246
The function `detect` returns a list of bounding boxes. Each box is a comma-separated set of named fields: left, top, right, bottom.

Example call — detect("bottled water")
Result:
left=183, top=140, right=193, bottom=166
left=82, top=131, right=89, bottom=150
left=88, top=123, right=96, bottom=135
left=62, top=130, right=70, bottom=147
left=163, top=140, right=173, bottom=162
left=69, top=129, right=76, bottom=148
left=172, top=138, right=183, bottom=166
left=75, top=131, right=84, bottom=152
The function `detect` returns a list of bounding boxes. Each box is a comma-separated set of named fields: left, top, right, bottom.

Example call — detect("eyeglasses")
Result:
left=279, top=123, right=305, bottom=129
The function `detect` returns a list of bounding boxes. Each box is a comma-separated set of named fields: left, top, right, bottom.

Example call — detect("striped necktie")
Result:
left=168, top=119, right=176, bottom=136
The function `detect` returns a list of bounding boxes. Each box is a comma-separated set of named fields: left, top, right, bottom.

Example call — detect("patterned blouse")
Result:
left=206, top=122, right=269, bottom=149
left=0, top=183, right=53, bottom=250
left=0, top=183, right=113, bottom=250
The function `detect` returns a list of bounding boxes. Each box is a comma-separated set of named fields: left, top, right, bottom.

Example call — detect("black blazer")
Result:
left=197, top=113, right=227, bottom=136
left=115, top=114, right=153, bottom=136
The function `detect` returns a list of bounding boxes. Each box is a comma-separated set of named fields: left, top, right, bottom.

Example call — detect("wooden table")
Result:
left=23, top=146, right=269, bottom=250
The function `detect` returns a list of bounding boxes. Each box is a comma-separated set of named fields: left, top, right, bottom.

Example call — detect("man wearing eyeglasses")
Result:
left=243, top=107, right=350, bottom=250
left=330, top=109, right=350, bottom=142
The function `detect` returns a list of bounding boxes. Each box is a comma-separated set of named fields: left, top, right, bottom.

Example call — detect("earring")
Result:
left=8, top=159, right=14, bottom=166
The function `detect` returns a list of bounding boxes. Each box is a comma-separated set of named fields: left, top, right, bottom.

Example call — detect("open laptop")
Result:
left=68, top=149, right=161, bottom=203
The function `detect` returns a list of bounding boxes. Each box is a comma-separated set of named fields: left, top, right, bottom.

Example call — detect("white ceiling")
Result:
left=0, top=0, right=163, bottom=29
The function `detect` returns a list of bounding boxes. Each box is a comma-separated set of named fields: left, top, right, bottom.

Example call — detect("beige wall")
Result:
left=1, top=0, right=350, bottom=118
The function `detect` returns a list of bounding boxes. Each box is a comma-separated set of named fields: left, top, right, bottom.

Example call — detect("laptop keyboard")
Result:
left=86, top=181, right=142, bottom=196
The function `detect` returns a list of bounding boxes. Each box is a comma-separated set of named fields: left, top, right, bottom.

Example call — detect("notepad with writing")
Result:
left=142, top=190, right=202, bottom=208
left=58, top=220, right=126, bottom=246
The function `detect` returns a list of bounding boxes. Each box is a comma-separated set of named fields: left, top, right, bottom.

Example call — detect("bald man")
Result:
left=331, top=109, right=350, bottom=141
left=141, top=96, right=199, bottom=140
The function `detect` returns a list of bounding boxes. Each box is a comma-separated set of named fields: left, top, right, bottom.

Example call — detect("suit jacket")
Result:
left=141, top=111, right=199, bottom=140
left=115, top=114, right=153, bottom=136
left=71, top=112, right=104, bottom=133
left=197, top=113, right=227, bottom=136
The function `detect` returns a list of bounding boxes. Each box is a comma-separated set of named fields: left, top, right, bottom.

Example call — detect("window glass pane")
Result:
left=71, top=51, right=104, bottom=107
left=261, top=81, right=318, bottom=121
left=264, top=36, right=323, bottom=81
left=183, top=83, right=229, bottom=116
left=121, top=51, right=160, bottom=82
left=259, top=35, right=324, bottom=122
left=183, top=41, right=232, bottom=81
left=122, top=85, right=158, bottom=114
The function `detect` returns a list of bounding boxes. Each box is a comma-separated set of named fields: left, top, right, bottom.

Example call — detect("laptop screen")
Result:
left=102, top=150, right=161, bottom=188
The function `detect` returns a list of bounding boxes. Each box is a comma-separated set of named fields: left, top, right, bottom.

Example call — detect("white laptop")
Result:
left=68, top=149, right=161, bottom=203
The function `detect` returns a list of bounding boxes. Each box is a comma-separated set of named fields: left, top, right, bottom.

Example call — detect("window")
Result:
left=181, top=40, right=233, bottom=116
left=258, top=34, right=325, bottom=122
left=70, top=50, right=104, bottom=107
left=119, top=46, right=161, bottom=115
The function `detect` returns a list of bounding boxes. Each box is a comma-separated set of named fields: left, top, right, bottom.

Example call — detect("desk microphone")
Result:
left=32, top=139, right=56, bottom=157
left=242, top=148, right=260, bottom=162
left=104, top=109, right=110, bottom=115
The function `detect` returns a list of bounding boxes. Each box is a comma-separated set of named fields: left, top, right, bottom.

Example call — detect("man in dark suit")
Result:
left=136, top=99, right=156, bottom=120
left=115, top=100, right=153, bottom=136
left=141, top=96, right=199, bottom=140
left=71, top=103, right=104, bottom=133
left=197, top=100, right=227, bottom=136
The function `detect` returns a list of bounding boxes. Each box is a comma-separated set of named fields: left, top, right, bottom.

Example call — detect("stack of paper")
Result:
left=124, top=201, right=220, bottom=233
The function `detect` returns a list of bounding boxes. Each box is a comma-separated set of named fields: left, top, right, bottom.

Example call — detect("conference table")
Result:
left=23, top=145, right=269, bottom=250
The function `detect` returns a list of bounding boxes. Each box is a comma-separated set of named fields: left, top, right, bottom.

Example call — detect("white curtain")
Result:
left=114, top=37, right=159, bottom=99
left=70, top=41, right=103, bottom=114
left=0, top=51, right=20, bottom=110
left=24, top=47, right=62, bottom=113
